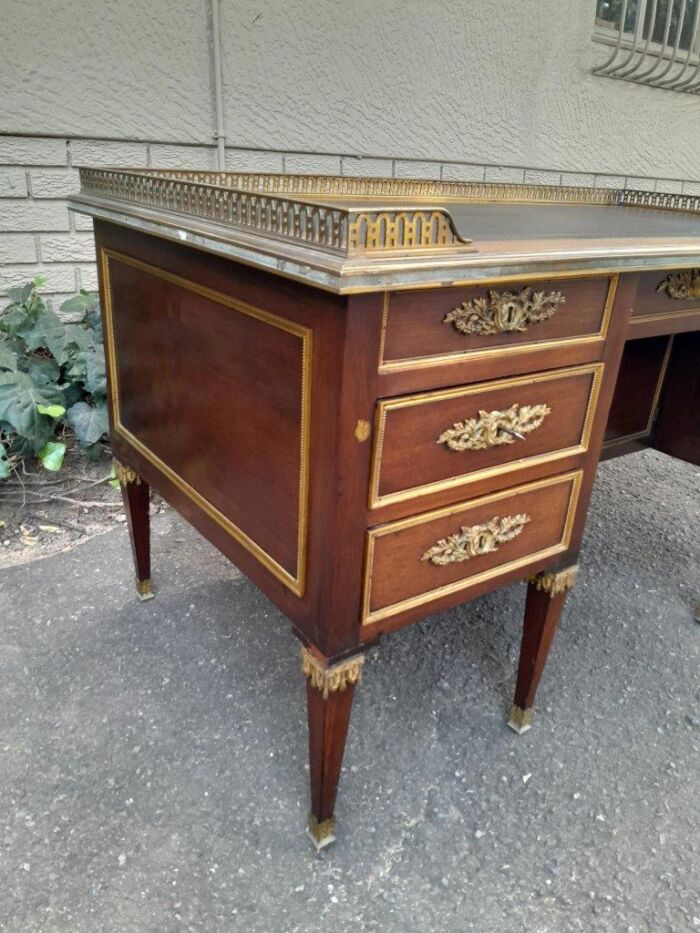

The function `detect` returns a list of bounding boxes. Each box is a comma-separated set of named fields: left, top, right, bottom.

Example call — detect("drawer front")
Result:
left=370, top=363, right=602, bottom=509
left=363, top=471, right=581, bottom=625
left=633, top=268, right=700, bottom=321
left=380, top=275, right=614, bottom=372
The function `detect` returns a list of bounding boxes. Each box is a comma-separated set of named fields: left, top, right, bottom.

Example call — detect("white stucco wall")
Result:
left=2, top=0, right=700, bottom=306
left=223, top=0, right=700, bottom=180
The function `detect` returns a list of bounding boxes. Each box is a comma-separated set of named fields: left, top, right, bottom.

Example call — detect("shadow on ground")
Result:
left=0, top=450, right=698, bottom=932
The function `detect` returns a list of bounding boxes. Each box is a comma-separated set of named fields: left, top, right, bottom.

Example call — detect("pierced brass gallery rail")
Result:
left=444, top=287, right=566, bottom=336
left=78, top=168, right=466, bottom=254
left=437, top=402, right=551, bottom=452
left=657, top=270, right=700, bottom=300
left=421, top=514, right=530, bottom=566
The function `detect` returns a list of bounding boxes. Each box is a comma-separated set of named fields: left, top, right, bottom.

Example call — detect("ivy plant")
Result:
left=0, top=276, right=108, bottom=478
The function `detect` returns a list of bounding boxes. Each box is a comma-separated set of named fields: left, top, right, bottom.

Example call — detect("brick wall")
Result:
left=3, top=134, right=699, bottom=318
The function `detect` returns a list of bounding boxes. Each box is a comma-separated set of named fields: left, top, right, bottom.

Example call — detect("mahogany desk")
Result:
left=69, top=171, right=700, bottom=849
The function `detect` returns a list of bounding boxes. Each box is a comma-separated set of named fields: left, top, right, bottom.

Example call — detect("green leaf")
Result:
left=0, top=371, right=63, bottom=450
left=80, top=441, right=103, bottom=461
left=37, top=440, right=66, bottom=472
left=32, top=275, right=47, bottom=289
left=0, top=339, right=18, bottom=372
left=66, top=399, right=109, bottom=445
left=72, top=348, right=107, bottom=398
left=22, top=309, right=92, bottom=365
left=26, top=356, right=60, bottom=386
left=0, top=440, right=10, bottom=479
left=60, top=379, right=84, bottom=410
left=37, top=403, right=66, bottom=418
left=60, top=291, right=98, bottom=317
left=0, top=303, right=35, bottom=337
left=85, top=303, right=103, bottom=341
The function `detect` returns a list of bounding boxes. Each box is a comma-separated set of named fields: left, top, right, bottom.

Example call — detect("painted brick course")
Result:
left=284, top=153, right=342, bottom=175
left=0, top=263, right=76, bottom=293
left=0, top=234, right=37, bottom=264
left=39, top=233, right=95, bottom=262
left=150, top=144, right=218, bottom=170
left=30, top=169, right=81, bottom=198
left=225, top=149, right=285, bottom=172
left=70, top=140, right=148, bottom=167
left=0, top=136, right=67, bottom=165
left=0, top=171, right=29, bottom=198
left=484, top=166, right=526, bottom=184
left=0, top=202, right=70, bottom=233
left=342, top=156, right=393, bottom=177
left=441, top=163, right=486, bottom=182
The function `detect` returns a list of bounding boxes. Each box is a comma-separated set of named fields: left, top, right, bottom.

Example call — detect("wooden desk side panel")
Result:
left=94, top=221, right=361, bottom=647
left=105, top=250, right=306, bottom=585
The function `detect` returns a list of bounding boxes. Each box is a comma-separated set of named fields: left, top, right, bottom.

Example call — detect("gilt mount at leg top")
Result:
left=528, top=564, right=579, bottom=597
left=300, top=647, right=364, bottom=700
left=114, top=459, right=142, bottom=486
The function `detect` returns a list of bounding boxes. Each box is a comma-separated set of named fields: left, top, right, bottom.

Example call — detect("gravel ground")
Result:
left=0, top=449, right=698, bottom=933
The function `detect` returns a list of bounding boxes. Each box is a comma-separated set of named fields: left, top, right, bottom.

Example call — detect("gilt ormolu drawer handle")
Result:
left=443, top=287, right=566, bottom=336
left=656, top=270, right=700, bottom=300
left=421, top=514, right=530, bottom=566
left=437, top=402, right=551, bottom=452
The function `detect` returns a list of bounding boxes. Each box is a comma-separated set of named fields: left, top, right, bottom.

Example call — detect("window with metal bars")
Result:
left=593, top=0, right=700, bottom=92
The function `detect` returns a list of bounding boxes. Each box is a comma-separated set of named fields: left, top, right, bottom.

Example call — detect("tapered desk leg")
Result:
left=508, top=565, right=579, bottom=734
left=114, top=459, right=154, bottom=601
left=301, top=647, right=364, bottom=850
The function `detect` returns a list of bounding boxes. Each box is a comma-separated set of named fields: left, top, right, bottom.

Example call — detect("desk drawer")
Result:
left=380, top=276, right=614, bottom=372
left=370, top=363, right=602, bottom=509
left=632, top=269, right=700, bottom=322
left=362, top=471, right=581, bottom=625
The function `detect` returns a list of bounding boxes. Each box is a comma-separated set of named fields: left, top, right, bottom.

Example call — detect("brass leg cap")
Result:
left=136, top=578, right=155, bottom=602
left=307, top=815, right=336, bottom=851
left=508, top=704, right=534, bottom=735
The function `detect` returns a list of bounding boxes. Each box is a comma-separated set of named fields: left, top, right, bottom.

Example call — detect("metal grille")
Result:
left=593, top=0, right=700, bottom=92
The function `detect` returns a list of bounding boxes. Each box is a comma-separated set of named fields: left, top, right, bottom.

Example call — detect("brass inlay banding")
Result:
left=362, top=470, right=582, bottom=626
left=101, top=248, right=312, bottom=596
left=630, top=306, right=700, bottom=327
